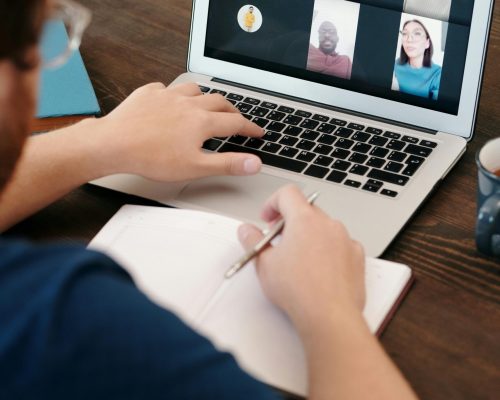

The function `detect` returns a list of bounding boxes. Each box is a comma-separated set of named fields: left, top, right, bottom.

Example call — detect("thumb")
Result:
left=200, top=152, right=262, bottom=177
left=237, top=223, right=264, bottom=251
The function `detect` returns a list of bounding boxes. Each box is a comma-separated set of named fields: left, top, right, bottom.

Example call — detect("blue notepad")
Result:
left=37, top=21, right=100, bottom=118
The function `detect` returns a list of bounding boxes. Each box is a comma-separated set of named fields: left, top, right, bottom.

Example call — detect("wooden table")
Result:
left=7, top=1, right=500, bottom=398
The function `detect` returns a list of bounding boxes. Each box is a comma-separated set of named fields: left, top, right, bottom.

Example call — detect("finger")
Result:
left=237, top=223, right=264, bottom=251
left=140, top=82, right=167, bottom=90
left=202, top=112, right=264, bottom=139
left=260, top=185, right=310, bottom=222
left=198, top=152, right=262, bottom=176
left=168, top=82, right=203, bottom=96
left=193, top=93, right=239, bottom=113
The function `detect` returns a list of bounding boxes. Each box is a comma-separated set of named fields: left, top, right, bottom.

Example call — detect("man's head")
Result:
left=318, top=21, right=339, bottom=55
left=0, top=0, right=46, bottom=193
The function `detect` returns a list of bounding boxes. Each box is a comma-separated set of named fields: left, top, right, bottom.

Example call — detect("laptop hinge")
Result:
left=212, top=77, right=438, bottom=135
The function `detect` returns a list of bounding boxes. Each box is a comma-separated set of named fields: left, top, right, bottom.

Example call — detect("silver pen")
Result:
left=225, top=191, right=320, bottom=279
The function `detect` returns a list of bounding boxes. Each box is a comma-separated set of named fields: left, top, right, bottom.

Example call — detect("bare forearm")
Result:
left=302, top=306, right=418, bottom=400
left=0, top=119, right=111, bottom=231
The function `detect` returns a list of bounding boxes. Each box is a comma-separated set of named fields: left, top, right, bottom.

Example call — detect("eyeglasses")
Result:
left=41, top=0, right=92, bottom=69
left=400, top=29, right=426, bottom=42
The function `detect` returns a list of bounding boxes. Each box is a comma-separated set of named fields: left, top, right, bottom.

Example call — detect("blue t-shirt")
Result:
left=394, top=60, right=442, bottom=100
left=0, top=239, right=279, bottom=399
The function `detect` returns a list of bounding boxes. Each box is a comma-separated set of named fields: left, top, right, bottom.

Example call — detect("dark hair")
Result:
left=399, top=19, right=433, bottom=68
left=0, top=0, right=46, bottom=70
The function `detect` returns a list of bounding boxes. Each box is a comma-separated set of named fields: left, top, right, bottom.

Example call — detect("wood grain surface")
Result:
left=6, top=1, right=500, bottom=399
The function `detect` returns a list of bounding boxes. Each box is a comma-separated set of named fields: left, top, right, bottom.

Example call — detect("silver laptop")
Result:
left=92, top=0, right=495, bottom=257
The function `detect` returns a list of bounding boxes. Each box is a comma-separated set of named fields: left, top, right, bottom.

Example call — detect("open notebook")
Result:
left=88, top=205, right=413, bottom=396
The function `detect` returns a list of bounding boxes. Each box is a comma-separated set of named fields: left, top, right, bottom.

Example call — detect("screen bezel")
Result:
left=188, top=0, right=495, bottom=140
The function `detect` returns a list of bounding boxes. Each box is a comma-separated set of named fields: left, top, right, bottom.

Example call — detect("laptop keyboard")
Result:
left=199, top=85, right=438, bottom=198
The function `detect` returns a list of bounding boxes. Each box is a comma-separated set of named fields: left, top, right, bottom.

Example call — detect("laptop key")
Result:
left=366, top=127, right=383, bottom=135
left=245, top=138, right=265, bottom=149
left=388, top=151, right=407, bottom=162
left=383, top=131, right=401, bottom=139
left=384, top=161, right=404, bottom=173
left=348, top=123, right=365, bottom=131
left=406, top=155, right=425, bottom=166
left=402, top=135, right=419, bottom=144
left=279, top=135, right=299, bottom=147
left=314, top=144, right=334, bottom=155
left=420, top=140, right=438, bottom=148
left=351, top=131, right=370, bottom=142
left=227, top=99, right=238, bottom=105
left=236, top=103, right=253, bottom=113
left=406, top=144, right=433, bottom=157
left=332, top=148, right=351, bottom=159
left=317, top=123, right=336, bottom=134
left=242, top=113, right=252, bottom=120
left=210, top=89, right=227, bottom=96
left=335, top=127, right=354, bottom=138
left=267, top=121, right=286, bottom=132
left=300, top=119, right=320, bottom=130
left=326, top=170, right=348, bottom=183
left=262, top=142, right=281, bottom=153
left=295, top=110, right=312, bottom=118
left=349, top=152, right=368, bottom=164
left=386, top=139, right=406, bottom=151
left=381, top=189, right=398, bottom=198
left=301, top=129, right=320, bottom=141
left=283, top=115, right=303, bottom=125
left=279, top=146, right=299, bottom=158
left=314, top=155, right=334, bottom=167
left=297, top=139, right=315, bottom=151
left=250, top=106, right=270, bottom=117
left=331, top=118, right=347, bottom=126
left=219, top=143, right=307, bottom=173
left=199, top=85, right=211, bottom=93
left=368, top=169, right=409, bottom=186
left=305, top=165, right=329, bottom=179
left=243, top=97, right=260, bottom=105
left=283, top=126, right=303, bottom=136
left=297, top=151, right=316, bottom=162
left=363, top=179, right=383, bottom=193
left=202, top=139, right=223, bottom=151
left=368, top=135, right=388, bottom=146
left=252, top=117, right=269, bottom=128
left=267, top=111, right=286, bottom=121
left=318, top=134, right=336, bottom=145
left=370, top=146, right=389, bottom=158
left=263, top=131, right=281, bottom=142
left=366, top=157, right=386, bottom=168
left=332, top=160, right=351, bottom=171
left=344, top=179, right=362, bottom=188
left=278, top=105, right=295, bottom=114
left=352, top=142, right=371, bottom=154
left=261, top=101, right=277, bottom=109
left=227, top=93, right=244, bottom=101
left=349, top=164, right=369, bottom=176
left=312, top=114, right=329, bottom=122
left=336, top=138, right=355, bottom=149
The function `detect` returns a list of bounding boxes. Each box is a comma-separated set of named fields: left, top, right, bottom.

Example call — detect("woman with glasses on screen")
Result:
left=393, top=19, right=442, bottom=100
left=0, top=1, right=418, bottom=399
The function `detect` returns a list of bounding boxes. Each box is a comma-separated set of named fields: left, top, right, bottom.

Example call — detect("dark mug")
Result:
left=475, top=137, right=500, bottom=258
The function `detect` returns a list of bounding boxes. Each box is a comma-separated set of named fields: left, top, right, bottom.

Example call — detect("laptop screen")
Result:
left=204, top=0, right=474, bottom=116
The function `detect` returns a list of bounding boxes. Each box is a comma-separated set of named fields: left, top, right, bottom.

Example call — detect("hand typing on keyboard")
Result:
left=98, top=82, right=264, bottom=181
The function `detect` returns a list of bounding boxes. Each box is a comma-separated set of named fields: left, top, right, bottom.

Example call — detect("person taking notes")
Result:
left=0, top=1, right=417, bottom=399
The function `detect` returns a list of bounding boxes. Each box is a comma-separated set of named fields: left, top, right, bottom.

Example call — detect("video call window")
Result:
left=392, top=13, right=448, bottom=101
left=306, top=0, right=360, bottom=80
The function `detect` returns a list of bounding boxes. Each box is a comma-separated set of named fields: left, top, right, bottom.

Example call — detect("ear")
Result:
left=425, top=39, right=430, bottom=50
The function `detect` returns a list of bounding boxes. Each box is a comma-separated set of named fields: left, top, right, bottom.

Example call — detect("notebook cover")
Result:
left=36, top=21, right=100, bottom=119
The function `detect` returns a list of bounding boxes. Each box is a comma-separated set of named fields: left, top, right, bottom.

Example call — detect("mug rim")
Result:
left=476, top=137, right=500, bottom=181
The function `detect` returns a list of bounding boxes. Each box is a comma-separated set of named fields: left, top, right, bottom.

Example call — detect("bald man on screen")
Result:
left=307, top=21, right=352, bottom=79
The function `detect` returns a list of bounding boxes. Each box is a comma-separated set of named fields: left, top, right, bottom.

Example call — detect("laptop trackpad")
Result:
left=177, top=174, right=302, bottom=222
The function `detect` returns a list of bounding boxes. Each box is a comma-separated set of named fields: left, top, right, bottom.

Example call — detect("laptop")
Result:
left=92, top=0, right=495, bottom=257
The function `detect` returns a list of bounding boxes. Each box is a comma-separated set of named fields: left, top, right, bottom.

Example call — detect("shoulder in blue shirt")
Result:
left=394, top=60, right=442, bottom=100
left=0, top=239, right=279, bottom=400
